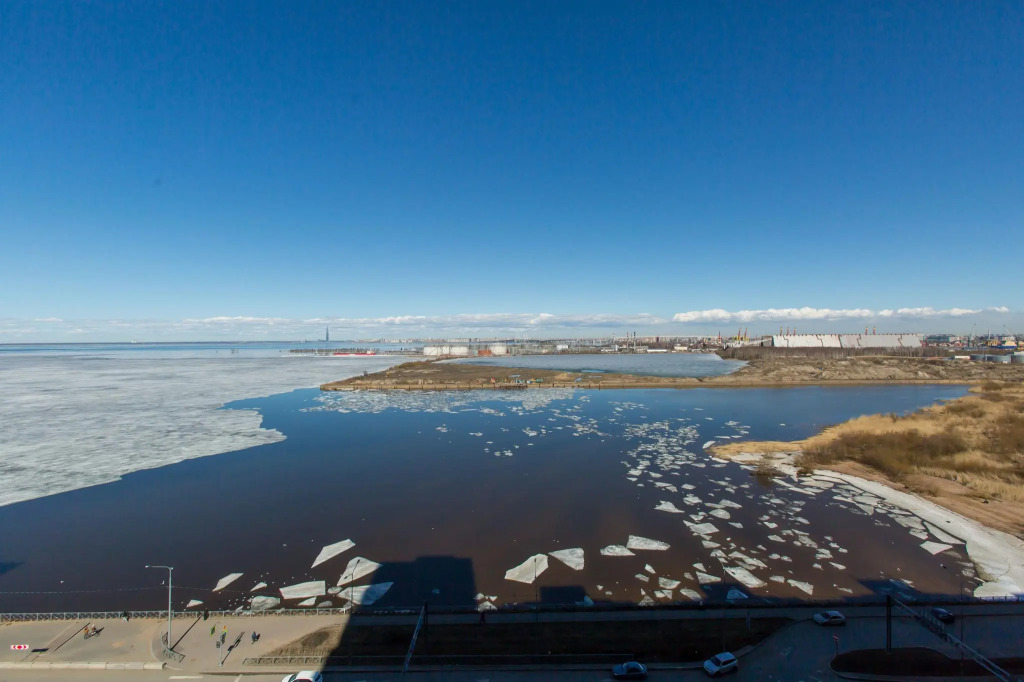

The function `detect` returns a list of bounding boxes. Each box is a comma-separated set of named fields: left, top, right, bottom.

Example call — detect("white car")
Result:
left=703, top=651, right=738, bottom=676
left=813, top=610, right=846, bottom=626
left=282, top=673, right=323, bottom=682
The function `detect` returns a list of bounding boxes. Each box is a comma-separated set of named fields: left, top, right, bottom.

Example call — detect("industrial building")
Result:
left=771, top=334, right=923, bottom=349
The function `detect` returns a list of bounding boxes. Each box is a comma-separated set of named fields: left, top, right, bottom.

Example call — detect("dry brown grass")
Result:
left=774, top=383, right=1024, bottom=502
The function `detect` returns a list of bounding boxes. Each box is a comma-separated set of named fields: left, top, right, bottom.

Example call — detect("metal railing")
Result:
left=893, top=598, right=1014, bottom=682
left=159, top=632, right=186, bottom=663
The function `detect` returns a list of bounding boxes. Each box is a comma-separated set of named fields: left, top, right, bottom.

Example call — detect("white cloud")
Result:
left=673, top=306, right=1009, bottom=324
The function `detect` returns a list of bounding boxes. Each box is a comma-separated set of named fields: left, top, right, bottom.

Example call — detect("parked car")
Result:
left=612, top=660, right=648, bottom=679
left=282, top=673, right=323, bottom=682
left=813, top=610, right=847, bottom=626
left=932, top=607, right=955, bottom=623
left=703, top=651, right=738, bottom=676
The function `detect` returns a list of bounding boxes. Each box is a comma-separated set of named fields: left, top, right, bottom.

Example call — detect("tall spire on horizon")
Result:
left=325, top=326, right=329, bottom=343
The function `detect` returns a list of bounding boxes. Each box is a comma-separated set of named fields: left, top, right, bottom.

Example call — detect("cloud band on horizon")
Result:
left=672, top=306, right=1010, bottom=324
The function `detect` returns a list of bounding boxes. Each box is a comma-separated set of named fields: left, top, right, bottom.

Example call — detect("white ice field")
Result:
left=0, top=352, right=407, bottom=506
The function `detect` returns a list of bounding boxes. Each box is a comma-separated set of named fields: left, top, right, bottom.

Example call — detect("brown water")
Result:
left=0, top=385, right=975, bottom=613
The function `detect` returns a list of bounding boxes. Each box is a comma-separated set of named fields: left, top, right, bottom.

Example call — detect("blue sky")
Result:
left=2, top=1, right=1021, bottom=340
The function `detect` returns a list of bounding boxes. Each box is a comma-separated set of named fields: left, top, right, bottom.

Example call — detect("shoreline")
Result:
left=321, top=354, right=1024, bottom=391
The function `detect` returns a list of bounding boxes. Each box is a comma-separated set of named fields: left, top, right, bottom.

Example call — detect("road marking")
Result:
left=168, top=676, right=203, bottom=680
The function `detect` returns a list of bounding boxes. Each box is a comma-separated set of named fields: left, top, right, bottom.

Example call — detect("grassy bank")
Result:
left=713, top=381, right=1024, bottom=536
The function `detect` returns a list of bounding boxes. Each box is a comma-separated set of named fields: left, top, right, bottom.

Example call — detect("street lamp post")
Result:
left=146, top=565, right=174, bottom=652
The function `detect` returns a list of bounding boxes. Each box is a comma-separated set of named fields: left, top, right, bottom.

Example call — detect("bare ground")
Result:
left=322, top=355, right=1024, bottom=391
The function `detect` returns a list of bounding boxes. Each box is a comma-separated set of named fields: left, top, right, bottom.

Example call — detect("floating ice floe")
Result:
left=658, top=577, right=680, bottom=589
left=679, top=588, right=703, bottom=601
left=920, top=541, right=953, bottom=555
left=726, top=589, right=748, bottom=600
left=505, top=554, right=549, bottom=583
left=654, top=590, right=672, bottom=599
left=697, top=572, right=721, bottom=585
left=635, top=574, right=650, bottom=582
left=250, top=596, right=281, bottom=612
left=477, top=601, right=497, bottom=612
left=280, top=581, right=327, bottom=600
left=340, top=582, right=393, bottom=606
left=702, top=441, right=717, bottom=449
left=213, top=573, right=243, bottom=592
left=337, top=557, right=381, bottom=586
left=709, top=509, right=731, bottom=520
left=655, top=501, right=685, bottom=514
left=626, top=535, right=670, bottom=551
left=312, top=539, right=356, bottom=568
left=549, top=548, right=585, bottom=571
left=925, top=522, right=965, bottom=545
left=297, top=597, right=317, bottom=607
left=251, top=582, right=268, bottom=592
left=724, top=566, right=766, bottom=589
left=601, top=545, right=635, bottom=557
left=786, top=579, right=813, bottom=595
left=644, top=564, right=655, bottom=574
left=686, top=522, right=720, bottom=536
left=186, top=599, right=203, bottom=609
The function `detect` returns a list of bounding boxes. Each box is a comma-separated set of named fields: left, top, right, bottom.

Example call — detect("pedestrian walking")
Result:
left=251, top=631, right=259, bottom=644
left=210, top=624, right=215, bottom=637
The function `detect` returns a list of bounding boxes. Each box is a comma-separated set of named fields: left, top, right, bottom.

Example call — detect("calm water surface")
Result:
left=0, top=384, right=971, bottom=612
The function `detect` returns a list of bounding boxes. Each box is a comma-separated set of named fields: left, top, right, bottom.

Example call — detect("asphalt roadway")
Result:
left=1, top=602, right=1022, bottom=682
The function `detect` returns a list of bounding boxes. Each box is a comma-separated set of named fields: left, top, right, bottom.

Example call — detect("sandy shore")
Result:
left=321, top=355, right=1024, bottom=391
left=711, top=382, right=1024, bottom=543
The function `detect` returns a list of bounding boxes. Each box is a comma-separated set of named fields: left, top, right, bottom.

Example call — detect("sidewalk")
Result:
left=1, top=603, right=1022, bottom=675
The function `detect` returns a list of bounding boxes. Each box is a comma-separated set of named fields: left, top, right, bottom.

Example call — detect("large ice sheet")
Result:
left=312, top=539, right=356, bottom=568
left=250, top=595, right=281, bottom=611
left=280, top=581, right=326, bottom=600
left=337, top=557, right=381, bottom=586
left=0, top=353, right=408, bottom=506
left=505, top=554, right=549, bottom=583
left=724, top=566, right=766, bottom=589
left=549, top=548, right=585, bottom=571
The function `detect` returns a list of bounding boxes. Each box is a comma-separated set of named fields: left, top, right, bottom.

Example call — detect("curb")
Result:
left=0, top=661, right=164, bottom=670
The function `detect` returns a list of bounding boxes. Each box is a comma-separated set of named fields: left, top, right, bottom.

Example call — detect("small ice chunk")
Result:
left=186, top=599, right=203, bottom=609
left=644, top=564, right=656, bottom=574
left=687, top=522, right=720, bottom=536
left=601, top=545, right=635, bottom=557
left=297, top=597, right=317, bottom=607
left=213, top=573, right=243, bottom=592
left=703, top=440, right=716, bottom=449
left=635, top=574, right=650, bottom=582
left=328, top=587, right=342, bottom=595
left=658, top=577, right=681, bottom=589
left=337, top=557, right=381, bottom=586
left=769, top=575, right=785, bottom=583
left=654, top=589, right=672, bottom=599
left=316, top=600, right=333, bottom=608
left=338, top=582, right=393, bottom=606
left=626, top=535, right=670, bottom=551
left=830, top=563, right=846, bottom=570
left=697, top=572, right=721, bottom=585
left=312, top=539, right=356, bottom=568
left=505, top=554, right=549, bottom=583
left=250, top=582, right=268, bottom=592
left=679, top=588, right=703, bottom=601
left=693, top=562, right=706, bottom=571
left=249, top=596, right=281, bottom=612
left=920, top=541, right=953, bottom=555
left=655, top=500, right=685, bottom=514
left=549, top=548, right=585, bottom=571
left=786, top=579, right=814, bottom=595
left=280, top=581, right=326, bottom=600
left=709, top=508, right=731, bottom=520
left=726, top=589, right=748, bottom=600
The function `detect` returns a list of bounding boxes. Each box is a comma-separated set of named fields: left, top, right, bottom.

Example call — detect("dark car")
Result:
left=932, top=607, right=955, bottom=623
left=612, top=661, right=648, bottom=679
